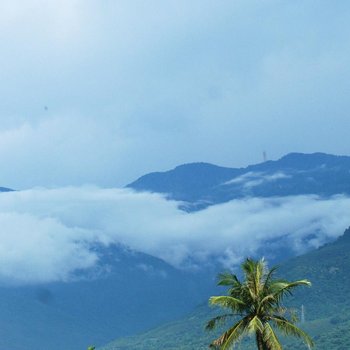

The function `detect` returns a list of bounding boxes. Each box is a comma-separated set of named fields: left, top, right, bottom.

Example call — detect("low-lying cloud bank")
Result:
left=0, top=187, right=349, bottom=284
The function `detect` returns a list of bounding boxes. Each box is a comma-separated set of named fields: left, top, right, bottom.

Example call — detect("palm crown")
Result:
left=207, top=258, right=313, bottom=350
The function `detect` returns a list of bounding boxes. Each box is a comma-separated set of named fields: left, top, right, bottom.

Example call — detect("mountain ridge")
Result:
left=0, top=152, right=348, bottom=349
left=127, top=152, right=350, bottom=210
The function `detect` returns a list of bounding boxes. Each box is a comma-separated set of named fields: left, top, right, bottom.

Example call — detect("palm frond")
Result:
left=209, top=296, right=245, bottom=312
left=210, top=319, right=247, bottom=350
left=270, top=315, right=314, bottom=348
left=242, top=258, right=268, bottom=301
left=259, top=293, right=275, bottom=305
left=242, top=258, right=259, bottom=300
left=254, top=258, right=266, bottom=295
left=263, top=322, right=282, bottom=350
left=247, top=315, right=264, bottom=334
left=270, top=280, right=311, bottom=302
left=206, top=313, right=235, bottom=331
left=217, top=272, right=241, bottom=287
left=262, top=266, right=278, bottom=292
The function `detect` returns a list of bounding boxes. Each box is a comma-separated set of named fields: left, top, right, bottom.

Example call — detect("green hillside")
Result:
left=100, top=227, right=350, bottom=350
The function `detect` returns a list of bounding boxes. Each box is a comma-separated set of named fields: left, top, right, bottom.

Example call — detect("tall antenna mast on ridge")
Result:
left=301, top=305, right=305, bottom=324
left=263, top=151, right=267, bottom=162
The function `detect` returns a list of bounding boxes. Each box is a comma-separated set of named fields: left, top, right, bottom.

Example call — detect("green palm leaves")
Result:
left=207, top=258, right=313, bottom=350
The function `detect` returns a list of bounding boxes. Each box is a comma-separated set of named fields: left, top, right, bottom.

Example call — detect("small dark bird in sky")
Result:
left=44, top=106, right=48, bottom=111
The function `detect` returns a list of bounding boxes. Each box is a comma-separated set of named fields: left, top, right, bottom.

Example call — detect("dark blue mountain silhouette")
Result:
left=127, top=153, right=350, bottom=210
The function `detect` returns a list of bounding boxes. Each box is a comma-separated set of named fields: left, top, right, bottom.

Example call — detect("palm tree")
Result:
left=206, top=258, right=314, bottom=350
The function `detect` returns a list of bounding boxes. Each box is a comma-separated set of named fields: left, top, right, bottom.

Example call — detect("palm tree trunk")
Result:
left=256, top=332, right=265, bottom=350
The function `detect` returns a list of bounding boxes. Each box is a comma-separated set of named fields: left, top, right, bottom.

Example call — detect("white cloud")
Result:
left=224, top=172, right=259, bottom=185
left=0, top=187, right=349, bottom=284
left=224, top=172, right=291, bottom=188
left=0, top=212, right=97, bottom=284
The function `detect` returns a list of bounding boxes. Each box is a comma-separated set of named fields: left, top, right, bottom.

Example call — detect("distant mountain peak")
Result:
left=278, top=152, right=348, bottom=165
left=281, top=151, right=330, bottom=159
left=127, top=152, right=350, bottom=209
left=173, top=162, right=233, bottom=171
left=0, top=187, right=14, bottom=193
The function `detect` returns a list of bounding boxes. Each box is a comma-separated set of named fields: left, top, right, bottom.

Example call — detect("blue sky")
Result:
left=1, top=0, right=350, bottom=188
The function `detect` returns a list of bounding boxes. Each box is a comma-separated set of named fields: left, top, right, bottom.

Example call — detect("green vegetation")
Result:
left=207, top=258, right=313, bottom=349
left=100, top=227, right=350, bottom=350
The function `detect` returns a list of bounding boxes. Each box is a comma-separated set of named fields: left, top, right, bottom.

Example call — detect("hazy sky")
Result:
left=1, top=0, right=350, bottom=188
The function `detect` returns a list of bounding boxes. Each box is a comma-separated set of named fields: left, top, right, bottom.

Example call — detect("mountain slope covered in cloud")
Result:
left=128, top=152, right=350, bottom=210
left=0, top=244, right=214, bottom=350
left=0, top=186, right=348, bottom=278
left=0, top=153, right=349, bottom=349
